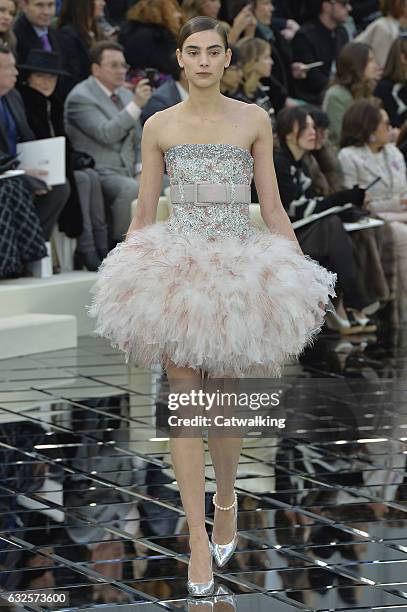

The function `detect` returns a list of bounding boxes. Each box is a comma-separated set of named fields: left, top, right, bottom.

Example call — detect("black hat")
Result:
left=18, top=50, right=70, bottom=77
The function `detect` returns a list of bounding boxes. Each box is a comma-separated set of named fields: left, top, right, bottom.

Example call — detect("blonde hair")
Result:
left=235, top=37, right=270, bottom=98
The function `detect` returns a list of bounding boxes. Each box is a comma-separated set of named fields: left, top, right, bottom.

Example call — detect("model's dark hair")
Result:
left=334, top=42, right=374, bottom=98
left=178, top=16, right=229, bottom=51
left=340, top=99, right=382, bottom=148
left=90, top=41, right=124, bottom=65
left=277, top=107, right=310, bottom=145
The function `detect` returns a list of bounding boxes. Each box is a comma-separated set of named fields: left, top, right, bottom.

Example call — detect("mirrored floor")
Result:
left=0, top=326, right=406, bottom=611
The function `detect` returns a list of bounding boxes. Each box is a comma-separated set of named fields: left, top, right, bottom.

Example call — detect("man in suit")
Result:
left=0, top=46, right=69, bottom=240
left=14, top=0, right=61, bottom=64
left=65, top=41, right=151, bottom=246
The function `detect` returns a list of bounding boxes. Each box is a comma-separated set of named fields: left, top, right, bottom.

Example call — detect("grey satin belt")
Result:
left=170, top=182, right=251, bottom=206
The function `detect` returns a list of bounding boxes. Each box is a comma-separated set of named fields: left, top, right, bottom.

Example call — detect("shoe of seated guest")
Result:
left=74, top=250, right=101, bottom=272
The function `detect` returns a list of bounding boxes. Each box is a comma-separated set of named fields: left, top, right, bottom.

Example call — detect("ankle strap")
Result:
left=213, top=491, right=237, bottom=511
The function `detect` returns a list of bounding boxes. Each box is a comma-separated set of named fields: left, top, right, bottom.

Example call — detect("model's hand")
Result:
left=134, top=78, right=152, bottom=109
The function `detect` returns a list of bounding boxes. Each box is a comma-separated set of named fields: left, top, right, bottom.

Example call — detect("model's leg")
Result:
left=207, top=377, right=242, bottom=545
left=165, top=358, right=212, bottom=584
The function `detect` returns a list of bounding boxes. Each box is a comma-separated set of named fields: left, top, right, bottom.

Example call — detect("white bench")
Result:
left=0, top=313, right=77, bottom=359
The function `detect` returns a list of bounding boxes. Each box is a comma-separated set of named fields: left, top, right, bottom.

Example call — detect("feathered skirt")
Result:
left=88, top=222, right=336, bottom=377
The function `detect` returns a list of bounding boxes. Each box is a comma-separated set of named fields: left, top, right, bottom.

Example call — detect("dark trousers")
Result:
left=295, top=214, right=369, bottom=311
left=35, top=182, right=70, bottom=241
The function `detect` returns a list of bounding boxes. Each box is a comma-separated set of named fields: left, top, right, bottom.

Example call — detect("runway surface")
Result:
left=0, top=326, right=406, bottom=611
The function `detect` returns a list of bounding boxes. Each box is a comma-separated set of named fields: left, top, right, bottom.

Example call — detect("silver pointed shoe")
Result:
left=211, top=492, right=238, bottom=568
left=187, top=541, right=214, bottom=597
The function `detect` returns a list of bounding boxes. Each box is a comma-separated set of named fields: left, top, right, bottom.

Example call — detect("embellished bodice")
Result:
left=164, top=143, right=255, bottom=240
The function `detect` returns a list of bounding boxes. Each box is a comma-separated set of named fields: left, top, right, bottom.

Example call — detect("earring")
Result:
left=369, top=134, right=377, bottom=143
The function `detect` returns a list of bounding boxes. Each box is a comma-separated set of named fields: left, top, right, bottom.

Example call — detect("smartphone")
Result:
left=303, top=61, right=324, bottom=71
left=144, top=68, right=158, bottom=88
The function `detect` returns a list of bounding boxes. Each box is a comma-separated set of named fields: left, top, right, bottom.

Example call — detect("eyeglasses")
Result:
left=100, top=62, right=130, bottom=71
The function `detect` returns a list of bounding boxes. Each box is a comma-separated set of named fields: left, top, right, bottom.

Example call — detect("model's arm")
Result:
left=125, top=115, right=164, bottom=237
left=251, top=107, right=303, bottom=253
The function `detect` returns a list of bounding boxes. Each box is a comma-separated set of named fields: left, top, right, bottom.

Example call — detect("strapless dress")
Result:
left=89, top=144, right=336, bottom=377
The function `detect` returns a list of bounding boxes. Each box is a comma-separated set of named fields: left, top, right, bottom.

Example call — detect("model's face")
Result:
left=255, top=48, right=273, bottom=78
left=94, top=0, right=105, bottom=19
left=27, top=71, right=57, bottom=97
left=92, top=49, right=128, bottom=90
left=0, top=51, right=17, bottom=94
left=0, top=0, right=16, bottom=34
left=221, top=63, right=243, bottom=91
left=253, top=0, right=273, bottom=25
left=363, top=50, right=380, bottom=81
left=329, top=0, right=352, bottom=25
left=22, top=0, right=55, bottom=28
left=372, top=110, right=391, bottom=147
left=201, top=0, right=221, bottom=19
left=177, top=30, right=231, bottom=90
left=293, top=115, right=316, bottom=152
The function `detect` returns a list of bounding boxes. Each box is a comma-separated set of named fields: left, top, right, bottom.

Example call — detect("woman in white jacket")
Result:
left=338, top=99, right=407, bottom=320
left=355, top=0, right=407, bottom=67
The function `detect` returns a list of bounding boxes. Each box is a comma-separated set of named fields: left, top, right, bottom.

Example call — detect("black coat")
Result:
left=292, top=19, right=349, bottom=104
left=119, top=21, right=177, bottom=75
left=14, top=14, right=61, bottom=64
left=17, top=84, right=83, bottom=238
left=375, top=78, right=407, bottom=128
left=58, top=25, right=92, bottom=98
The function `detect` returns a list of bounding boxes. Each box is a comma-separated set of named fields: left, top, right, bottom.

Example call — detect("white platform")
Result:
left=0, top=313, right=77, bottom=359
left=0, top=271, right=96, bottom=336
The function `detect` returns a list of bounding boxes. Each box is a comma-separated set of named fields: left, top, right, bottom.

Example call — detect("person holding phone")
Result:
left=292, top=0, right=352, bottom=104
left=65, top=41, right=152, bottom=247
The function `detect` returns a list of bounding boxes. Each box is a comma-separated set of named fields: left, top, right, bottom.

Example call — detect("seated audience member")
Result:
left=350, top=0, right=381, bottom=32
left=94, top=0, right=117, bottom=39
left=0, top=0, right=17, bottom=52
left=274, top=106, right=375, bottom=333
left=140, top=56, right=188, bottom=124
left=105, top=0, right=130, bottom=27
left=273, top=0, right=316, bottom=24
left=119, top=0, right=185, bottom=79
left=323, top=42, right=380, bottom=146
left=250, top=0, right=301, bottom=102
left=356, top=0, right=407, bottom=67
left=338, top=100, right=407, bottom=319
left=221, top=45, right=243, bottom=98
left=292, top=0, right=351, bottom=105
left=65, top=41, right=151, bottom=247
left=18, top=49, right=108, bottom=271
left=0, top=45, right=68, bottom=242
left=304, top=106, right=392, bottom=311
left=234, top=37, right=275, bottom=120
left=375, top=36, right=407, bottom=127
left=57, top=0, right=106, bottom=98
left=0, top=177, right=47, bottom=279
left=14, top=0, right=61, bottom=64
left=182, top=0, right=248, bottom=44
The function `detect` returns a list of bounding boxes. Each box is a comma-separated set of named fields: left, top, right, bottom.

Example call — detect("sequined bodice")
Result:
left=164, top=143, right=255, bottom=240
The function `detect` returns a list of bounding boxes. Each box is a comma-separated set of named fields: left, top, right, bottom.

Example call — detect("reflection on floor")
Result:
left=0, top=326, right=406, bottom=611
